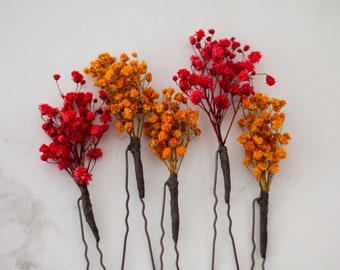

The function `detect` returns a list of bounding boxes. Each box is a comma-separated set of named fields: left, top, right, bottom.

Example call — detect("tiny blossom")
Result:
left=248, top=51, right=262, bottom=63
left=238, top=70, right=249, bottom=82
left=87, top=148, right=103, bottom=159
left=53, top=74, right=61, bottom=81
left=39, top=104, right=59, bottom=116
left=71, top=70, right=84, bottom=83
left=266, top=75, right=276, bottom=86
left=213, top=94, right=229, bottom=110
left=189, top=89, right=205, bottom=105
left=74, top=166, right=92, bottom=185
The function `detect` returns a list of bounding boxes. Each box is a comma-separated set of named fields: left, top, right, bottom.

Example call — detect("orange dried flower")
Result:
left=84, top=52, right=159, bottom=138
left=145, top=88, right=200, bottom=173
left=238, top=93, right=291, bottom=192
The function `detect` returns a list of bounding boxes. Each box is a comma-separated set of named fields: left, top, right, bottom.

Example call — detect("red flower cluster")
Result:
left=173, top=29, right=275, bottom=145
left=39, top=72, right=111, bottom=185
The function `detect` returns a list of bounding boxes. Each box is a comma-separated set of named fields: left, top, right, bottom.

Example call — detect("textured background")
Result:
left=1, top=0, right=339, bottom=269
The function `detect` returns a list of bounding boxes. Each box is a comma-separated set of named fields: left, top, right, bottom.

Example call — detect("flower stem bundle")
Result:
left=238, top=93, right=291, bottom=265
left=39, top=71, right=111, bottom=269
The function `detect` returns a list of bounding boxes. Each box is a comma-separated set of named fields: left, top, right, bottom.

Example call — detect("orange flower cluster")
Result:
left=84, top=52, right=159, bottom=138
left=238, top=93, right=291, bottom=192
left=144, top=88, right=201, bottom=173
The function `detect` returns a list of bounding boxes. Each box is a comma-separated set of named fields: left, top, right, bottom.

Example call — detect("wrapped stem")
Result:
left=79, top=184, right=100, bottom=242
left=256, top=190, right=269, bottom=259
left=128, top=135, right=145, bottom=199
left=218, top=145, right=231, bottom=204
left=166, top=173, right=179, bottom=243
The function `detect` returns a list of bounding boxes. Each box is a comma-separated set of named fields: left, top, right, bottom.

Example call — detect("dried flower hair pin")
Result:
left=238, top=93, right=291, bottom=269
left=85, top=52, right=159, bottom=269
left=144, top=88, right=201, bottom=270
left=39, top=71, right=111, bottom=269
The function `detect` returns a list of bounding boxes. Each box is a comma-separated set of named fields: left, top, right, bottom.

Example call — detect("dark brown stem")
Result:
left=159, top=182, right=167, bottom=270
left=79, top=184, right=100, bottom=242
left=250, top=197, right=259, bottom=270
left=257, top=190, right=269, bottom=259
left=226, top=203, right=240, bottom=270
left=211, top=150, right=219, bottom=270
left=218, top=145, right=231, bottom=204
left=140, top=198, right=156, bottom=270
left=174, top=241, right=180, bottom=270
left=166, top=173, right=179, bottom=243
left=127, top=135, right=145, bottom=199
left=77, top=197, right=90, bottom=270
left=121, top=149, right=130, bottom=270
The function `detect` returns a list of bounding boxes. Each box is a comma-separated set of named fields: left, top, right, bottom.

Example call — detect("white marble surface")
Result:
left=1, top=0, right=340, bottom=269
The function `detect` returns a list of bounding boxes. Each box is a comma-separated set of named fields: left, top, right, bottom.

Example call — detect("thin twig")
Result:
left=174, top=241, right=180, bottom=270
left=96, top=241, right=107, bottom=270
left=160, top=181, right=167, bottom=270
left=121, top=148, right=130, bottom=270
left=211, top=150, right=219, bottom=270
left=140, top=198, right=156, bottom=270
left=226, top=203, right=240, bottom=270
left=251, top=197, right=259, bottom=270
left=77, top=197, right=90, bottom=270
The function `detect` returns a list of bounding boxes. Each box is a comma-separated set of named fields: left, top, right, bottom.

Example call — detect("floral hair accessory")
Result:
left=144, top=88, right=200, bottom=268
left=238, top=93, right=291, bottom=266
left=39, top=71, right=110, bottom=269
left=173, top=28, right=275, bottom=269
left=85, top=52, right=158, bottom=268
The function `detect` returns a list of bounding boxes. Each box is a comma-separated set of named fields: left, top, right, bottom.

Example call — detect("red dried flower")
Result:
left=238, top=70, right=249, bottom=82
left=189, top=89, right=205, bottom=105
left=39, top=104, right=59, bottom=116
left=99, top=90, right=107, bottom=100
left=90, top=124, right=109, bottom=138
left=195, top=29, right=205, bottom=41
left=53, top=74, right=61, bottom=81
left=213, top=94, right=229, bottom=110
left=248, top=51, right=262, bottom=63
left=74, top=166, right=92, bottom=185
left=266, top=75, right=276, bottom=86
left=208, top=29, right=215, bottom=35
left=174, top=29, right=274, bottom=145
left=87, top=148, right=103, bottom=159
left=243, top=45, right=250, bottom=51
left=39, top=72, right=110, bottom=186
left=189, top=36, right=196, bottom=45
left=71, top=70, right=84, bottom=83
